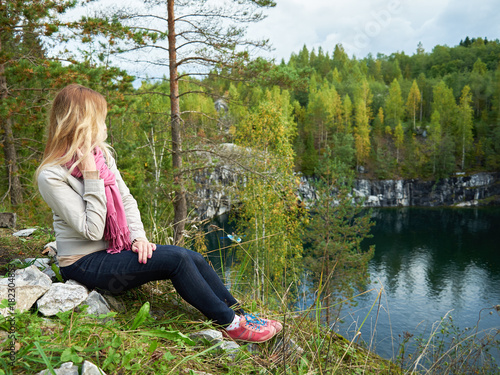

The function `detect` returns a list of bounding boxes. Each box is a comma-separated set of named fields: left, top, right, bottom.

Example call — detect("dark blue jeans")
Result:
left=60, top=245, right=240, bottom=325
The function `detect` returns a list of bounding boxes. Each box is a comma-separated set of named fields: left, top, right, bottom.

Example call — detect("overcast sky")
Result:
left=246, top=0, right=500, bottom=61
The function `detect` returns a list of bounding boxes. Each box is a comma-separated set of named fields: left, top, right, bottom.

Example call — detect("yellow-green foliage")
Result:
left=233, top=88, right=305, bottom=301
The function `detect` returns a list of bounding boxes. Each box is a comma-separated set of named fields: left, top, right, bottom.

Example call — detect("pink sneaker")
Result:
left=224, top=315, right=276, bottom=343
left=245, top=313, right=283, bottom=334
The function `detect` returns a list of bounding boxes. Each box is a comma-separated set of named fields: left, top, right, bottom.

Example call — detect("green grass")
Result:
left=0, top=275, right=400, bottom=375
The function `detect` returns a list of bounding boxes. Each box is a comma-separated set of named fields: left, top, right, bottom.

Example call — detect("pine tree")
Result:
left=305, top=156, right=374, bottom=326
left=97, top=0, right=275, bottom=245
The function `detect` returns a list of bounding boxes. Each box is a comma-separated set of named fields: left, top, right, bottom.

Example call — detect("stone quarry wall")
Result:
left=193, top=169, right=500, bottom=219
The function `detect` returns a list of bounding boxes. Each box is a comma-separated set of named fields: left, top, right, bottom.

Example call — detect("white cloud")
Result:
left=246, top=0, right=500, bottom=61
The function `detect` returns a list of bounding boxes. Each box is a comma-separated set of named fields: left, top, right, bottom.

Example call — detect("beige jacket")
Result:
left=37, top=155, right=146, bottom=256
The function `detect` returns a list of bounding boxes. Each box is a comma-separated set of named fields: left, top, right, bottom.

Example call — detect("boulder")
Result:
left=0, top=265, right=52, bottom=316
left=37, top=283, right=88, bottom=316
left=0, top=212, right=16, bottom=228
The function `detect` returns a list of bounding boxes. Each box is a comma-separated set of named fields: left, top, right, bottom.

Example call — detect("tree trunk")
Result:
left=168, top=0, right=187, bottom=246
left=0, top=37, right=23, bottom=206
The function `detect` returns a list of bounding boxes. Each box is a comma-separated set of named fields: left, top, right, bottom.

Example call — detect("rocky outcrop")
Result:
left=192, top=143, right=245, bottom=220
left=194, top=169, right=500, bottom=218
left=352, top=172, right=500, bottom=207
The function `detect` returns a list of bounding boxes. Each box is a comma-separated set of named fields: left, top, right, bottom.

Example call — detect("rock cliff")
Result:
left=193, top=168, right=500, bottom=219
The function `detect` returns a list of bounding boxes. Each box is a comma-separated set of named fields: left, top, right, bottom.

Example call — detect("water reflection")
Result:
left=338, top=207, right=500, bottom=359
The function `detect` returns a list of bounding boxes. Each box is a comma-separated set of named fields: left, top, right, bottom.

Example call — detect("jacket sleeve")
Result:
left=107, top=156, right=147, bottom=242
left=38, top=168, right=107, bottom=241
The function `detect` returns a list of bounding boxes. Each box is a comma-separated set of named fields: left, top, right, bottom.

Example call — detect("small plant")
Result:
left=396, top=308, right=500, bottom=374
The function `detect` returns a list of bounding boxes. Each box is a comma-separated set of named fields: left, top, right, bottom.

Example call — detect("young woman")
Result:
left=36, top=84, right=281, bottom=343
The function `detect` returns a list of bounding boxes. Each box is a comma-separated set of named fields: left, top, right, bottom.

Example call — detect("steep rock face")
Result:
left=192, top=164, right=240, bottom=220
left=193, top=169, right=499, bottom=219
left=353, top=172, right=499, bottom=207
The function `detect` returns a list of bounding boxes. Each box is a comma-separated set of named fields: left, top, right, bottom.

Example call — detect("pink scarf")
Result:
left=68, top=147, right=131, bottom=254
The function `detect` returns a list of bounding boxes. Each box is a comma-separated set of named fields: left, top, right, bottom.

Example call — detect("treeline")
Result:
left=207, top=38, right=500, bottom=179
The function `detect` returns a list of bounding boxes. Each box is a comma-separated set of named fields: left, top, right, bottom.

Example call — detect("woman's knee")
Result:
left=188, top=249, right=206, bottom=265
left=153, top=245, right=201, bottom=272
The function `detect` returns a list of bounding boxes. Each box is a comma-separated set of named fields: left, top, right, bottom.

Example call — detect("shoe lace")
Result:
left=244, top=313, right=266, bottom=330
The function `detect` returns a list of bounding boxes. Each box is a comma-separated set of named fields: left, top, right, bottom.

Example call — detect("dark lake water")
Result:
left=206, top=207, right=500, bottom=363
left=329, top=207, right=500, bottom=362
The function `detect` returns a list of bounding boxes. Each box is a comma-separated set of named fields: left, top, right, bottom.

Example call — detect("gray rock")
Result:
left=0, top=212, right=16, bottom=228
left=0, top=265, right=52, bottom=316
left=37, top=283, right=88, bottom=316
left=220, top=340, right=240, bottom=359
left=24, top=258, right=56, bottom=279
left=13, top=228, right=37, bottom=237
left=101, top=294, right=126, bottom=313
left=36, top=362, right=79, bottom=375
left=83, top=291, right=111, bottom=317
left=81, top=360, right=106, bottom=375
left=43, top=241, right=58, bottom=258
left=189, top=329, right=223, bottom=345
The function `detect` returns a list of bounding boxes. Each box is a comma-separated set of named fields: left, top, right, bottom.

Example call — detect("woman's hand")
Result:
left=76, top=148, right=97, bottom=174
left=132, top=238, right=156, bottom=264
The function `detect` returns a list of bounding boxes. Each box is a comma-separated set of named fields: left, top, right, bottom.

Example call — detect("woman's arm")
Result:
left=38, top=167, right=107, bottom=241
left=107, top=156, right=156, bottom=263
left=106, top=156, right=147, bottom=242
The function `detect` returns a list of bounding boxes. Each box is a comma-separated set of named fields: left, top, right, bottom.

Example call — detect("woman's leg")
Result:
left=186, top=248, right=244, bottom=315
left=60, top=245, right=236, bottom=325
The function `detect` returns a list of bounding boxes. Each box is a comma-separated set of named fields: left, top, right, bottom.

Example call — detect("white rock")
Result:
left=65, top=279, right=88, bottom=289
left=0, top=266, right=52, bottom=316
left=13, top=228, right=37, bottom=237
left=43, top=241, right=58, bottom=257
left=37, top=283, right=88, bottom=316
left=81, top=360, right=106, bottom=375
left=36, top=362, right=79, bottom=375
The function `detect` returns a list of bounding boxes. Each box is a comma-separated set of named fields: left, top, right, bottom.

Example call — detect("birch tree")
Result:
left=406, top=79, right=421, bottom=131
left=457, top=85, right=474, bottom=170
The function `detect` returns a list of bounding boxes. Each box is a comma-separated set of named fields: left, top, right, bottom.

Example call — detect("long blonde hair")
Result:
left=36, top=84, right=111, bottom=178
